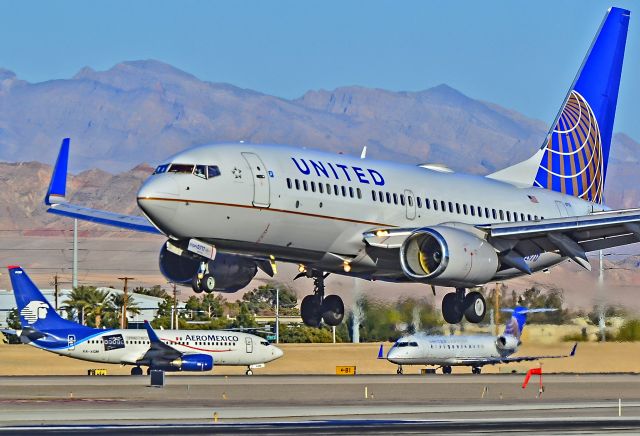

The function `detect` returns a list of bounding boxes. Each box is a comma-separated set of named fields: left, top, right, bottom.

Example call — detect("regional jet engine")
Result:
left=399, top=226, right=499, bottom=287
left=495, top=335, right=520, bottom=350
left=159, top=243, right=257, bottom=292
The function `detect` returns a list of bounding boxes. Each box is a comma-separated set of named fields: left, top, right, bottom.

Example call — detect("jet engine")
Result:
left=154, top=354, right=214, bottom=371
left=399, top=226, right=499, bottom=287
left=159, top=244, right=258, bottom=292
left=495, top=335, right=519, bottom=350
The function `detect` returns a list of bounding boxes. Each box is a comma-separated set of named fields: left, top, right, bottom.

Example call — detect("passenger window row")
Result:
left=286, top=178, right=362, bottom=199
left=371, top=190, right=543, bottom=223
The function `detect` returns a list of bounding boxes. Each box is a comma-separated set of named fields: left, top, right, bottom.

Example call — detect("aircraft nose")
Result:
left=271, top=345, right=284, bottom=360
left=137, top=176, right=180, bottom=230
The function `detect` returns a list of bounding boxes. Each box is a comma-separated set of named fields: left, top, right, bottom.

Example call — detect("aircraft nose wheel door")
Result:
left=404, top=189, right=416, bottom=220
left=245, top=337, right=253, bottom=353
left=242, top=152, right=271, bottom=208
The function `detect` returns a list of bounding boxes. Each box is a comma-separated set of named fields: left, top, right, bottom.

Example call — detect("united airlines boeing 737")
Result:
left=386, top=307, right=577, bottom=374
left=3, top=266, right=283, bottom=375
left=44, top=8, right=634, bottom=327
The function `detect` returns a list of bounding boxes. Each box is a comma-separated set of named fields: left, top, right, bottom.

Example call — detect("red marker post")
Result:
left=522, top=366, right=544, bottom=397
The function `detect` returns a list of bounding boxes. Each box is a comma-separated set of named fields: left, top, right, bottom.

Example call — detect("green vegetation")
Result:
left=615, top=319, right=640, bottom=341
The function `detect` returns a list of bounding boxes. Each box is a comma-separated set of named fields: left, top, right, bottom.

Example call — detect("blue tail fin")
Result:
left=8, top=266, right=81, bottom=331
left=501, top=306, right=557, bottom=339
left=533, top=8, right=630, bottom=204
left=45, top=138, right=70, bottom=206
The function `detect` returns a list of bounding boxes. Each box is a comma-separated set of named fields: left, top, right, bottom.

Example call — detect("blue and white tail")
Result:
left=8, top=266, right=83, bottom=331
left=488, top=8, right=630, bottom=204
left=501, top=306, right=556, bottom=339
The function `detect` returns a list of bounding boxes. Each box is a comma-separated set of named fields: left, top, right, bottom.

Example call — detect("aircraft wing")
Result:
left=138, top=321, right=182, bottom=362
left=457, top=343, right=577, bottom=367
left=44, top=139, right=162, bottom=235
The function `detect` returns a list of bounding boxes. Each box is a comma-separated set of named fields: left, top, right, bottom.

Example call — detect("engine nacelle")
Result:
left=169, top=353, right=213, bottom=371
left=495, top=335, right=519, bottom=350
left=399, top=226, right=499, bottom=287
left=159, top=243, right=258, bottom=292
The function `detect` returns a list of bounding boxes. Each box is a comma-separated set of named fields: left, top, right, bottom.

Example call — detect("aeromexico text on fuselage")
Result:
left=291, top=157, right=386, bottom=186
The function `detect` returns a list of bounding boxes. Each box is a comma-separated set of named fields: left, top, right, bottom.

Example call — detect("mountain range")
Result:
left=0, top=59, right=638, bottom=233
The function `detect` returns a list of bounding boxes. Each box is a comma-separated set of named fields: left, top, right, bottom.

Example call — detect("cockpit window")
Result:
left=207, top=165, right=221, bottom=178
left=260, top=341, right=270, bottom=346
left=153, top=164, right=169, bottom=175
left=409, top=342, right=418, bottom=347
left=168, top=164, right=195, bottom=174
left=194, top=165, right=207, bottom=179
left=396, top=342, right=409, bottom=347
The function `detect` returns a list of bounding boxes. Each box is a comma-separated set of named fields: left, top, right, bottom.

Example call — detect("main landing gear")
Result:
left=472, top=367, right=482, bottom=375
left=131, top=366, right=143, bottom=376
left=441, top=288, right=486, bottom=324
left=298, top=270, right=345, bottom=327
left=192, top=261, right=216, bottom=294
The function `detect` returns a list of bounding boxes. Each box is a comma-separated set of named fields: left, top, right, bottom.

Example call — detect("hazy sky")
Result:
left=2, top=1, right=639, bottom=140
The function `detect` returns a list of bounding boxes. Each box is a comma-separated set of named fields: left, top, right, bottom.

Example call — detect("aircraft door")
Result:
left=245, top=337, right=253, bottom=353
left=242, top=152, right=270, bottom=208
left=405, top=189, right=416, bottom=220
left=68, top=334, right=76, bottom=351
left=555, top=200, right=568, bottom=217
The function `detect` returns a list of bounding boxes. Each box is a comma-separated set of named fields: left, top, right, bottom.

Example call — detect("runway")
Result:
left=0, top=374, right=638, bottom=433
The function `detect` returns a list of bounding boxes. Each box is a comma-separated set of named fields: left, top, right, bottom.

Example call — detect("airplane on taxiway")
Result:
left=385, top=306, right=577, bottom=375
left=43, top=8, right=633, bottom=328
left=1, top=266, right=283, bottom=375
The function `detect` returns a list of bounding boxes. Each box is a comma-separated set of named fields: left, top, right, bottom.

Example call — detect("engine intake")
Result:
left=400, top=226, right=499, bottom=287
left=495, top=335, right=519, bottom=350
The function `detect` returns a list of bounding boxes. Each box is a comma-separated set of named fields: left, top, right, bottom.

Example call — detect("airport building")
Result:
left=0, top=288, right=180, bottom=328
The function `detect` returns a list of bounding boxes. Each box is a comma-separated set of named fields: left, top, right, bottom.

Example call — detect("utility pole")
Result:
left=72, top=219, right=78, bottom=289
left=53, top=274, right=59, bottom=311
left=172, top=283, right=178, bottom=330
left=118, top=277, right=134, bottom=329
left=275, top=287, right=280, bottom=344
left=598, top=250, right=606, bottom=342
left=494, top=283, right=500, bottom=336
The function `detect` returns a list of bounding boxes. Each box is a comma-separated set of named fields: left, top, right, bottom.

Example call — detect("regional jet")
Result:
left=43, top=8, right=634, bottom=327
left=3, top=266, right=283, bottom=375
left=386, top=306, right=577, bottom=374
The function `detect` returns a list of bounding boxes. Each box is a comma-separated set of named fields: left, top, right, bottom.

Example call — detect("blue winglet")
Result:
left=45, top=138, right=70, bottom=205
left=144, top=320, right=161, bottom=343
left=570, top=343, right=578, bottom=357
left=377, top=344, right=384, bottom=359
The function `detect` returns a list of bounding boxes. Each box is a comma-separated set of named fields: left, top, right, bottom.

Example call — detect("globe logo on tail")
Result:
left=20, top=301, right=49, bottom=325
left=534, top=90, right=604, bottom=204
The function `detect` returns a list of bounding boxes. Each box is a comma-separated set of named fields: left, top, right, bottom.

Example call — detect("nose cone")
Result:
left=137, top=176, right=180, bottom=232
left=387, top=347, right=401, bottom=363
left=270, top=345, right=284, bottom=361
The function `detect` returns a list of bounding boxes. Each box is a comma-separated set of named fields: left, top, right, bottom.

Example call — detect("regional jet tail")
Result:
left=42, top=8, right=634, bottom=329
left=4, top=266, right=282, bottom=375
left=386, top=306, right=577, bottom=375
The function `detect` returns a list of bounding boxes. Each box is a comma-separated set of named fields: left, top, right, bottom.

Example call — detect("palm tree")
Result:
left=90, top=289, right=114, bottom=328
left=111, top=293, right=141, bottom=327
left=64, top=286, right=96, bottom=325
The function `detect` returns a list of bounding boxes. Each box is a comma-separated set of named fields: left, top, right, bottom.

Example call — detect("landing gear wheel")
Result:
left=464, top=291, right=486, bottom=323
left=442, top=292, right=463, bottom=324
left=472, top=367, right=482, bottom=375
left=202, top=274, right=216, bottom=293
left=131, top=366, right=143, bottom=376
left=442, top=366, right=452, bottom=375
left=397, top=366, right=403, bottom=375
left=245, top=369, right=253, bottom=376
left=146, top=367, right=151, bottom=375
left=301, top=295, right=321, bottom=327
left=321, top=295, right=344, bottom=326
left=191, top=275, right=203, bottom=293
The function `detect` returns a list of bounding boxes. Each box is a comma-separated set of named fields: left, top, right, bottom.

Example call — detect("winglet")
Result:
left=144, top=320, right=161, bottom=343
left=570, top=342, right=578, bottom=357
left=377, top=343, right=384, bottom=359
left=45, top=138, right=70, bottom=206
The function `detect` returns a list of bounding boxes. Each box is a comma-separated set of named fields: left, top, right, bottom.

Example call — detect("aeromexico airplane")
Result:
left=3, top=266, right=283, bottom=375
left=45, top=8, right=634, bottom=327
left=385, top=307, right=577, bottom=375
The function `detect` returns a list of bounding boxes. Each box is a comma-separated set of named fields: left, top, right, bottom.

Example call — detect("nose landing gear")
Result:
left=298, top=270, right=345, bottom=327
left=192, top=261, right=216, bottom=294
left=441, top=288, right=486, bottom=324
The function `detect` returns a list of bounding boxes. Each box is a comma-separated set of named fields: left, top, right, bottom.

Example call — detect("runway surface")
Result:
left=0, top=374, right=638, bottom=433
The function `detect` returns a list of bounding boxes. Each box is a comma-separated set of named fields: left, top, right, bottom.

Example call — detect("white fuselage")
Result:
left=386, top=333, right=515, bottom=366
left=27, top=328, right=283, bottom=367
left=137, top=143, right=603, bottom=283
